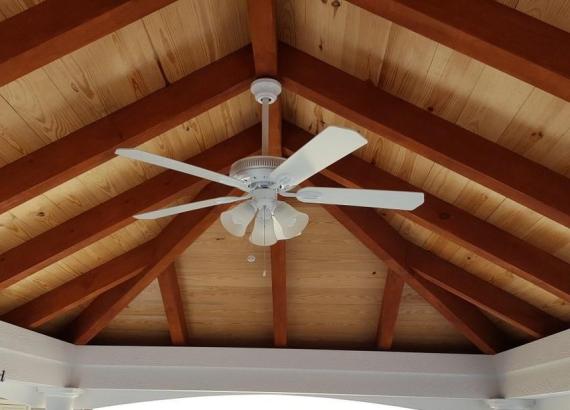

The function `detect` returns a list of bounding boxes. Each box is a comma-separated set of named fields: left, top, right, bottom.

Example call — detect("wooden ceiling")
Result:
left=0, top=0, right=568, bottom=354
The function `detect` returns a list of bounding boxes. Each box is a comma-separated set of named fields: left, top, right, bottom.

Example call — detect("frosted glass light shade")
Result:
left=220, top=201, right=256, bottom=237
left=249, top=208, right=277, bottom=246
left=273, top=201, right=309, bottom=239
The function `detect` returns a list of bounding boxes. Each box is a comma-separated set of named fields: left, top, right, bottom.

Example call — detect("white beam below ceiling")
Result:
left=0, top=321, right=569, bottom=409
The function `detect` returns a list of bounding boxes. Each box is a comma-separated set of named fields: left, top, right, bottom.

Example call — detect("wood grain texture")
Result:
left=1, top=242, right=152, bottom=328
left=0, top=126, right=260, bottom=290
left=270, top=241, right=287, bottom=347
left=311, top=175, right=507, bottom=354
left=285, top=202, right=389, bottom=349
left=69, top=183, right=232, bottom=345
left=279, top=44, right=570, bottom=228
left=348, top=0, right=570, bottom=102
left=376, top=271, right=404, bottom=350
left=0, top=0, right=178, bottom=86
left=408, top=247, right=566, bottom=338
left=0, top=46, right=255, bottom=213
left=282, top=122, right=570, bottom=302
left=247, top=0, right=278, bottom=76
left=92, top=279, right=171, bottom=346
left=158, top=264, right=189, bottom=346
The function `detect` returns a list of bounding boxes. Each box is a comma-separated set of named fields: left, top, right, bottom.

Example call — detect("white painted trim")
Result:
left=494, top=330, right=570, bottom=398
left=1, top=322, right=569, bottom=409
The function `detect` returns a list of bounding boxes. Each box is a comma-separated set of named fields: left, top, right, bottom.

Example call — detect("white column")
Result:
left=486, top=399, right=536, bottom=410
left=37, top=387, right=82, bottom=410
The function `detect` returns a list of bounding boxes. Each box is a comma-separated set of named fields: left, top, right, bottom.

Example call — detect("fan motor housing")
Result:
left=230, top=155, right=285, bottom=188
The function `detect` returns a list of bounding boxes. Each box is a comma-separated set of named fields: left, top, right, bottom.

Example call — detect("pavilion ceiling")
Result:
left=0, top=0, right=568, bottom=354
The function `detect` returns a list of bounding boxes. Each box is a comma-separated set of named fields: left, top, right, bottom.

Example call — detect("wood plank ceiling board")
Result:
left=142, top=0, right=251, bottom=83
left=0, top=21, right=165, bottom=162
left=393, top=284, right=476, bottom=353
left=0, top=0, right=44, bottom=21
left=34, top=303, right=87, bottom=339
left=383, top=213, right=570, bottom=323
left=93, top=279, right=172, bottom=346
left=277, top=0, right=570, bottom=176
left=0, top=92, right=258, bottom=254
left=174, top=219, right=274, bottom=347
left=286, top=202, right=388, bottom=350
left=282, top=92, right=570, bottom=266
left=0, top=201, right=184, bottom=316
left=496, top=0, right=570, bottom=32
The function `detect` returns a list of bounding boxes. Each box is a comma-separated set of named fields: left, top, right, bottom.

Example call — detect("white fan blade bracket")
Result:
left=133, top=196, right=248, bottom=220
left=115, top=148, right=250, bottom=192
left=270, top=126, right=367, bottom=189
left=296, top=187, right=424, bottom=211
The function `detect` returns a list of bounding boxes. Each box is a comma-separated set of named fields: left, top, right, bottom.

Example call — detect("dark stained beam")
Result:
left=0, top=0, right=179, bottom=87
left=69, top=183, right=231, bottom=345
left=247, top=0, right=278, bottom=77
left=0, top=46, right=254, bottom=214
left=248, top=0, right=288, bottom=347
left=0, top=125, right=260, bottom=290
left=279, top=44, right=570, bottom=229
left=349, top=0, right=570, bottom=102
left=158, top=264, right=190, bottom=346
left=310, top=174, right=507, bottom=354
left=376, top=271, right=404, bottom=350
left=408, top=247, right=566, bottom=339
left=1, top=243, right=152, bottom=329
left=283, top=122, right=570, bottom=303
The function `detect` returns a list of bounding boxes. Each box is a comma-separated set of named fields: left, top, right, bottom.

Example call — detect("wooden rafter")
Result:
left=407, top=247, right=566, bottom=339
left=0, top=126, right=259, bottom=290
left=0, top=0, right=179, bottom=87
left=158, top=264, right=190, bottom=346
left=279, top=44, right=570, bottom=229
left=376, top=271, right=404, bottom=350
left=349, top=0, right=570, bottom=102
left=1, top=243, right=152, bottom=329
left=69, top=183, right=232, bottom=345
left=247, top=0, right=278, bottom=77
left=319, top=194, right=507, bottom=354
left=248, top=0, right=287, bottom=347
left=282, top=123, right=570, bottom=303
left=0, top=46, right=254, bottom=215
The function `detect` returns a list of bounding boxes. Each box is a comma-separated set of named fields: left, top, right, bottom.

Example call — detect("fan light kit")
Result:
left=115, top=78, right=425, bottom=246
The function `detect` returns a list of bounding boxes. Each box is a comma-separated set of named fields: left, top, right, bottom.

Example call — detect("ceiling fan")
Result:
left=115, top=79, right=424, bottom=246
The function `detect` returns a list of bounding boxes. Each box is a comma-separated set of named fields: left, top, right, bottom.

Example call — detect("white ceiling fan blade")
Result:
left=270, top=126, right=367, bottom=188
left=116, top=149, right=249, bottom=192
left=134, top=196, right=248, bottom=220
left=296, top=187, right=424, bottom=211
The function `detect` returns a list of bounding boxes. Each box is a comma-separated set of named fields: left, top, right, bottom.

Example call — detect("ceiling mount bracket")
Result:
left=250, top=78, right=282, bottom=104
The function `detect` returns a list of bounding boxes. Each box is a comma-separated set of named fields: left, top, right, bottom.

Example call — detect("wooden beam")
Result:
left=0, top=0, right=178, bottom=87
left=1, top=243, right=152, bottom=329
left=270, top=241, right=287, bottom=347
left=248, top=0, right=288, bottom=347
left=69, top=183, right=231, bottom=345
left=408, top=247, right=566, bottom=339
left=247, top=0, right=278, bottom=76
left=282, top=122, right=570, bottom=302
left=0, top=125, right=260, bottom=290
left=158, top=264, right=189, bottom=346
left=0, top=46, right=254, bottom=214
left=349, top=0, right=570, bottom=102
left=279, top=44, right=570, bottom=229
left=311, top=175, right=507, bottom=354
left=376, top=271, right=404, bottom=350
